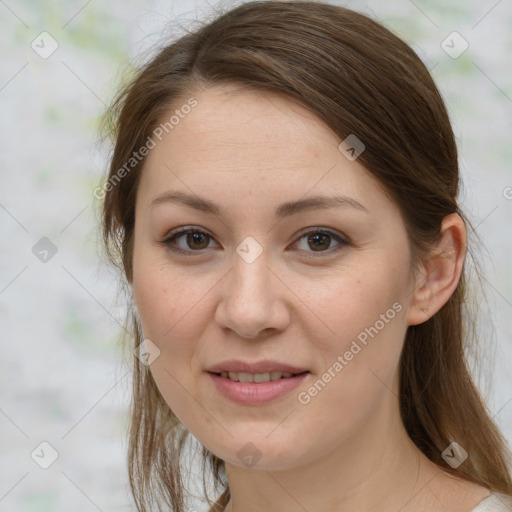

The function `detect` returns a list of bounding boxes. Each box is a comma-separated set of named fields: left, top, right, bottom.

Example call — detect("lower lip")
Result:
left=207, top=371, right=309, bottom=405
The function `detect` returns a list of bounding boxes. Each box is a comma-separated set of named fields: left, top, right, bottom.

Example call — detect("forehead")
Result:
left=136, top=85, right=387, bottom=215
left=160, top=86, right=337, bottom=164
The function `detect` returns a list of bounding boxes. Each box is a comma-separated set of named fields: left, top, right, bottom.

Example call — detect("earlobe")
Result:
left=406, top=213, right=467, bottom=326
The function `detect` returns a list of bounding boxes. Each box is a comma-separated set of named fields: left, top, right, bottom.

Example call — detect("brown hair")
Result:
left=98, top=1, right=512, bottom=510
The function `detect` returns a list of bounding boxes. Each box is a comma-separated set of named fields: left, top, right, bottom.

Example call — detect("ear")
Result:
left=407, top=213, right=467, bottom=326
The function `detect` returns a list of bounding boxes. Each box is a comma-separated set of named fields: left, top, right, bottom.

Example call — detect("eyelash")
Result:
left=159, top=226, right=349, bottom=258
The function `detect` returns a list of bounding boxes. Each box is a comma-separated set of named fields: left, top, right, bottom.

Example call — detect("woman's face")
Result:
left=132, top=85, right=420, bottom=470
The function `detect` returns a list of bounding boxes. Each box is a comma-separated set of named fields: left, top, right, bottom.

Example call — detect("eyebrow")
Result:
left=149, top=190, right=368, bottom=218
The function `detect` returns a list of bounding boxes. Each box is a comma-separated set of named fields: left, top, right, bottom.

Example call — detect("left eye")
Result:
left=292, top=229, right=348, bottom=254
left=161, top=227, right=348, bottom=256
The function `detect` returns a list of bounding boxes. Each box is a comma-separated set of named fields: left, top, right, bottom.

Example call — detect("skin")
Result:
left=132, top=84, right=491, bottom=511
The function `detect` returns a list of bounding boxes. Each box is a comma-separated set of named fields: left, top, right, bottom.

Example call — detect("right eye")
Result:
left=160, top=227, right=219, bottom=255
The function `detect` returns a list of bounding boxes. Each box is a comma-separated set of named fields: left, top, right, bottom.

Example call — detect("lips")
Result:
left=206, top=359, right=310, bottom=375
left=208, top=370, right=309, bottom=405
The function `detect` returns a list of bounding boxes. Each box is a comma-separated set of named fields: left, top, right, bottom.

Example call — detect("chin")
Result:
left=210, top=435, right=309, bottom=472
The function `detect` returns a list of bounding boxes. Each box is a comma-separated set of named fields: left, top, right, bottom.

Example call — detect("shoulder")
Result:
left=470, top=492, right=512, bottom=511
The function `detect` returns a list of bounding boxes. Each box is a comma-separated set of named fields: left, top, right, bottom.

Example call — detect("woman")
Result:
left=98, top=1, right=512, bottom=510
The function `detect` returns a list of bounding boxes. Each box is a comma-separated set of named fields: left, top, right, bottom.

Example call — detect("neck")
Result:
left=222, top=384, right=444, bottom=512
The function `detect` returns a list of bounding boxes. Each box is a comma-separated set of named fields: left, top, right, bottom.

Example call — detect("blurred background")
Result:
left=0, top=0, right=511, bottom=510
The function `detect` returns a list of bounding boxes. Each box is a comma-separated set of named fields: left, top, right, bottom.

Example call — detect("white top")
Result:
left=470, top=492, right=512, bottom=511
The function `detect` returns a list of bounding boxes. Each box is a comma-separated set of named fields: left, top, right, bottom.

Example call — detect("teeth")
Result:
left=219, top=371, right=296, bottom=382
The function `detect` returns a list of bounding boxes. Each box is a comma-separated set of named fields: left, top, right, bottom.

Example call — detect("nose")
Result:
left=214, top=250, right=290, bottom=339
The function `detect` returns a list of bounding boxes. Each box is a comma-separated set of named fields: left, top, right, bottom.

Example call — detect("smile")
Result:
left=207, top=371, right=310, bottom=405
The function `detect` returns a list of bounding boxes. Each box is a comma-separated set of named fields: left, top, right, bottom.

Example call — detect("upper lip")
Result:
left=206, top=359, right=310, bottom=374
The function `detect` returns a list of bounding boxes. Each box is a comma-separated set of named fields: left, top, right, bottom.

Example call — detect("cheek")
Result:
left=299, top=254, right=408, bottom=352
left=132, top=248, right=224, bottom=384
left=132, top=265, right=176, bottom=339
left=295, top=253, right=409, bottom=413
left=133, top=245, right=200, bottom=339
left=132, top=262, right=197, bottom=387
left=132, top=256, right=210, bottom=427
